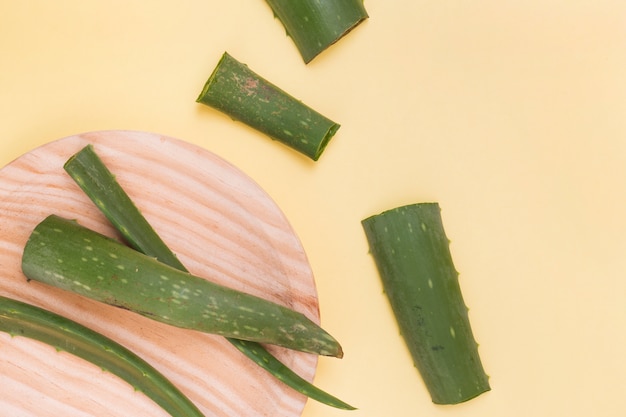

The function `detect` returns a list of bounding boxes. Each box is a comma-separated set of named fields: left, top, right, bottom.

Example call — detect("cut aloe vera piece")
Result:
left=362, top=203, right=490, bottom=404
left=197, top=52, right=339, bottom=161
left=265, top=0, right=368, bottom=63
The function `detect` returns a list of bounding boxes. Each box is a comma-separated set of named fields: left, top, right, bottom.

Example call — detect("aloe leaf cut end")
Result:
left=196, top=52, right=340, bottom=161
left=362, top=203, right=490, bottom=404
left=265, top=0, right=369, bottom=63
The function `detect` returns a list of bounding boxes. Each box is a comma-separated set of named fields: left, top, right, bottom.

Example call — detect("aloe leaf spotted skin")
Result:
left=63, top=145, right=182, bottom=269
left=0, top=296, right=205, bottom=417
left=64, top=144, right=355, bottom=410
left=197, top=52, right=340, bottom=161
left=362, top=203, right=490, bottom=404
left=22, top=215, right=342, bottom=358
left=265, top=0, right=369, bottom=63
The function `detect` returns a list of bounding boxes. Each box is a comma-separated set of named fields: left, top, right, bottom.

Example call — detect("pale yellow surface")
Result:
left=1, top=1, right=626, bottom=416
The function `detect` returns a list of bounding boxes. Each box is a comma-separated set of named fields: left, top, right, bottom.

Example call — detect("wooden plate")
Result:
left=0, top=130, right=319, bottom=416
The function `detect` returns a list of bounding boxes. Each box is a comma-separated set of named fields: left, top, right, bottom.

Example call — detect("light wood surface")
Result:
left=0, top=130, right=319, bottom=416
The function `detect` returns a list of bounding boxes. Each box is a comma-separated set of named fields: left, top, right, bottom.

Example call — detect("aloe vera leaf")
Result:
left=230, top=339, right=355, bottom=409
left=196, top=52, right=340, bottom=161
left=63, top=145, right=184, bottom=269
left=64, top=144, right=355, bottom=410
left=361, top=203, right=490, bottom=404
left=265, top=0, right=368, bottom=63
left=0, top=295, right=205, bottom=417
left=22, top=215, right=343, bottom=358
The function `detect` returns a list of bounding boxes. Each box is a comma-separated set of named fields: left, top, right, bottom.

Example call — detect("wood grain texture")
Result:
left=0, top=130, right=318, bottom=416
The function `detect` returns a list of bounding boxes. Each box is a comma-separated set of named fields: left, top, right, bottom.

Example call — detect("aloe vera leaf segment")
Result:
left=22, top=214, right=343, bottom=358
left=64, top=144, right=355, bottom=409
left=0, top=296, right=205, bottom=417
left=265, top=0, right=368, bottom=63
left=197, top=52, right=340, bottom=161
left=63, top=145, right=185, bottom=269
left=361, top=203, right=490, bottom=404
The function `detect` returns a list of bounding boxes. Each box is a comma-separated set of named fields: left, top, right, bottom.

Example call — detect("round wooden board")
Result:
left=0, top=130, right=319, bottom=416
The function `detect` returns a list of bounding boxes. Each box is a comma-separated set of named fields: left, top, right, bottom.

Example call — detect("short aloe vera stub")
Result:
left=362, top=203, right=490, bottom=404
left=265, top=0, right=368, bottom=63
left=197, top=52, right=340, bottom=161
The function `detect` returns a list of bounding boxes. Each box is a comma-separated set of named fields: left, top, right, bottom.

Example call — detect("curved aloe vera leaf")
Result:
left=265, top=0, right=368, bottom=63
left=0, top=296, right=205, bottom=417
left=22, top=215, right=343, bottom=358
left=361, top=203, right=490, bottom=404
left=197, top=52, right=339, bottom=161
left=63, top=144, right=355, bottom=410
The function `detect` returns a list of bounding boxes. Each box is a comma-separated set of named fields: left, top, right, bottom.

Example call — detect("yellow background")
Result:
left=2, top=1, right=626, bottom=416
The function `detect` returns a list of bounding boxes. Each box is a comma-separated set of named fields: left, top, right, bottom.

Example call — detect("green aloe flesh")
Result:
left=64, top=144, right=355, bottom=410
left=196, top=52, right=340, bottom=161
left=0, top=296, right=205, bottom=417
left=22, top=215, right=343, bottom=358
left=265, top=0, right=368, bottom=63
left=361, top=203, right=490, bottom=404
